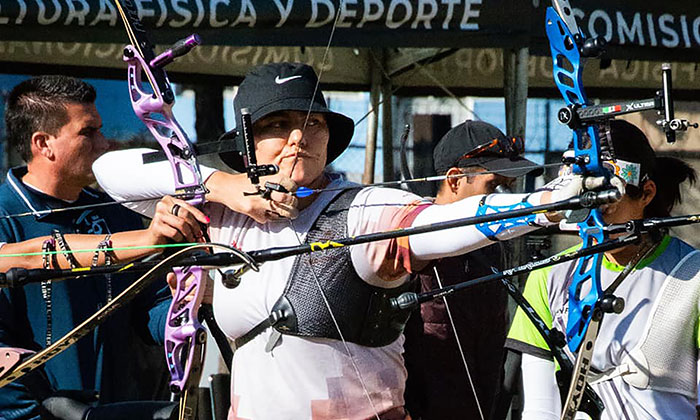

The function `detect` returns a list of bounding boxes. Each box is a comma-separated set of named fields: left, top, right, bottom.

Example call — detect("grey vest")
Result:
left=237, top=189, right=414, bottom=349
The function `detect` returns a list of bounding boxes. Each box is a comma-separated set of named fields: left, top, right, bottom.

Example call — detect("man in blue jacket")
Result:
left=0, top=75, right=176, bottom=419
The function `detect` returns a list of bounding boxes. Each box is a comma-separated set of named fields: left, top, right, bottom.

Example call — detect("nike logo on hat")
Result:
left=275, top=75, right=302, bottom=84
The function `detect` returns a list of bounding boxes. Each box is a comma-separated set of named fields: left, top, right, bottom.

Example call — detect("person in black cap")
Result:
left=93, top=62, right=594, bottom=420
left=507, top=120, right=698, bottom=420
left=432, top=120, right=541, bottom=182
left=403, top=120, right=542, bottom=420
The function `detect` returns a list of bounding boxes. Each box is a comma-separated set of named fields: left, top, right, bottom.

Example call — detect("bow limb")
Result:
left=560, top=237, right=658, bottom=420
left=0, top=244, right=232, bottom=388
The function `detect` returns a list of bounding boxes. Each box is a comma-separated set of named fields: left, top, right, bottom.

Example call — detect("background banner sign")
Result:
left=0, top=1, right=698, bottom=93
left=530, top=1, right=700, bottom=61
left=0, top=0, right=528, bottom=47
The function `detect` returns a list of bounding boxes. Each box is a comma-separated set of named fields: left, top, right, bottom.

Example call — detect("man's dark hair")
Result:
left=5, top=75, right=96, bottom=162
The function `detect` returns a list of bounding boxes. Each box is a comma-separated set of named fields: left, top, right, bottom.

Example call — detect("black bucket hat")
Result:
left=433, top=120, right=542, bottom=177
left=219, top=62, right=355, bottom=172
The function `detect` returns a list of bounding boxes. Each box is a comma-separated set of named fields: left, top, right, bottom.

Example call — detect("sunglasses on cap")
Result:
left=456, top=137, right=525, bottom=164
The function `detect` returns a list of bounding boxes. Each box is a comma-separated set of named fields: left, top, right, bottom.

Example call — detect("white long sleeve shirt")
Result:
left=93, top=148, right=549, bottom=420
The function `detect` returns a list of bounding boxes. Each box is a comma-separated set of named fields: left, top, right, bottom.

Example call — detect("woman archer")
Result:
left=93, top=61, right=599, bottom=420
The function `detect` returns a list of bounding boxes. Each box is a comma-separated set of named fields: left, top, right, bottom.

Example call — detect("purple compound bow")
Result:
left=115, top=1, right=209, bottom=417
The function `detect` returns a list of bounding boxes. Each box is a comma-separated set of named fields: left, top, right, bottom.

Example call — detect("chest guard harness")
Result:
left=235, top=189, right=414, bottom=349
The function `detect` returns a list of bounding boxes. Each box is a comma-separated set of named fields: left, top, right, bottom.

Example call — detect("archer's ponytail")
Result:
left=642, top=157, right=696, bottom=218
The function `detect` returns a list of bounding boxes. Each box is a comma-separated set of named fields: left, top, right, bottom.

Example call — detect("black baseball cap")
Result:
left=433, top=120, right=542, bottom=177
left=219, top=62, right=354, bottom=172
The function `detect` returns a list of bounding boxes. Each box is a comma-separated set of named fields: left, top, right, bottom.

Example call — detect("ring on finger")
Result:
left=170, top=204, right=181, bottom=216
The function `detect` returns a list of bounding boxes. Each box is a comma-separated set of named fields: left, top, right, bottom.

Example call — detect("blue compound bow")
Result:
left=546, top=2, right=696, bottom=418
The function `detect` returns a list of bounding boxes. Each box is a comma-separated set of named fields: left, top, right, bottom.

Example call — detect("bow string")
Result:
left=278, top=3, right=387, bottom=418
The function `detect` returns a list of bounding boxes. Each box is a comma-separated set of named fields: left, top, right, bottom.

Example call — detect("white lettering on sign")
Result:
left=412, top=0, right=438, bottom=29
left=575, top=8, right=700, bottom=49
left=0, top=0, right=696, bottom=53
left=441, top=0, right=460, bottom=30
left=337, top=0, right=357, bottom=28
left=460, top=0, right=480, bottom=30
left=90, top=0, right=117, bottom=26
left=156, top=0, right=168, bottom=26
left=386, top=0, right=412, bottom=29
left=210, top=0, right=230, bottom=28
left=3, top=0, right=29, bottom=25
left=134, top=0, right=155, bottom=21
left=272, top=0, right=294, bottom=27
left=307, top=0, right=334, bottom=28
left=358, top=0, right=384, bottom=28
left=588, top=9, right=613, bottom=42
left=659, top=14, right=679, bottom=48
left=194, top=0, right=205, bottom=27
left=37, top=0, right=61, bottom=25
left=646, top=13, right=657, bottom=46
left=66, top=0, right=90, bottom=26
left=616, top=12, right=644, bottom=45
left=171, top=0, right=192, bottom=27
left=231, top=0, right=255, bottom=27
left=680, top=15, right=691, bottom=47
left=0, top=2, right=10, bottom=24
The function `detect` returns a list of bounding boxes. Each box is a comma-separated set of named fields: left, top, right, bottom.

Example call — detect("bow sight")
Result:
left=556, top=62, right=697, bottom=144
left=239, top=108, right=280, bottom=197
